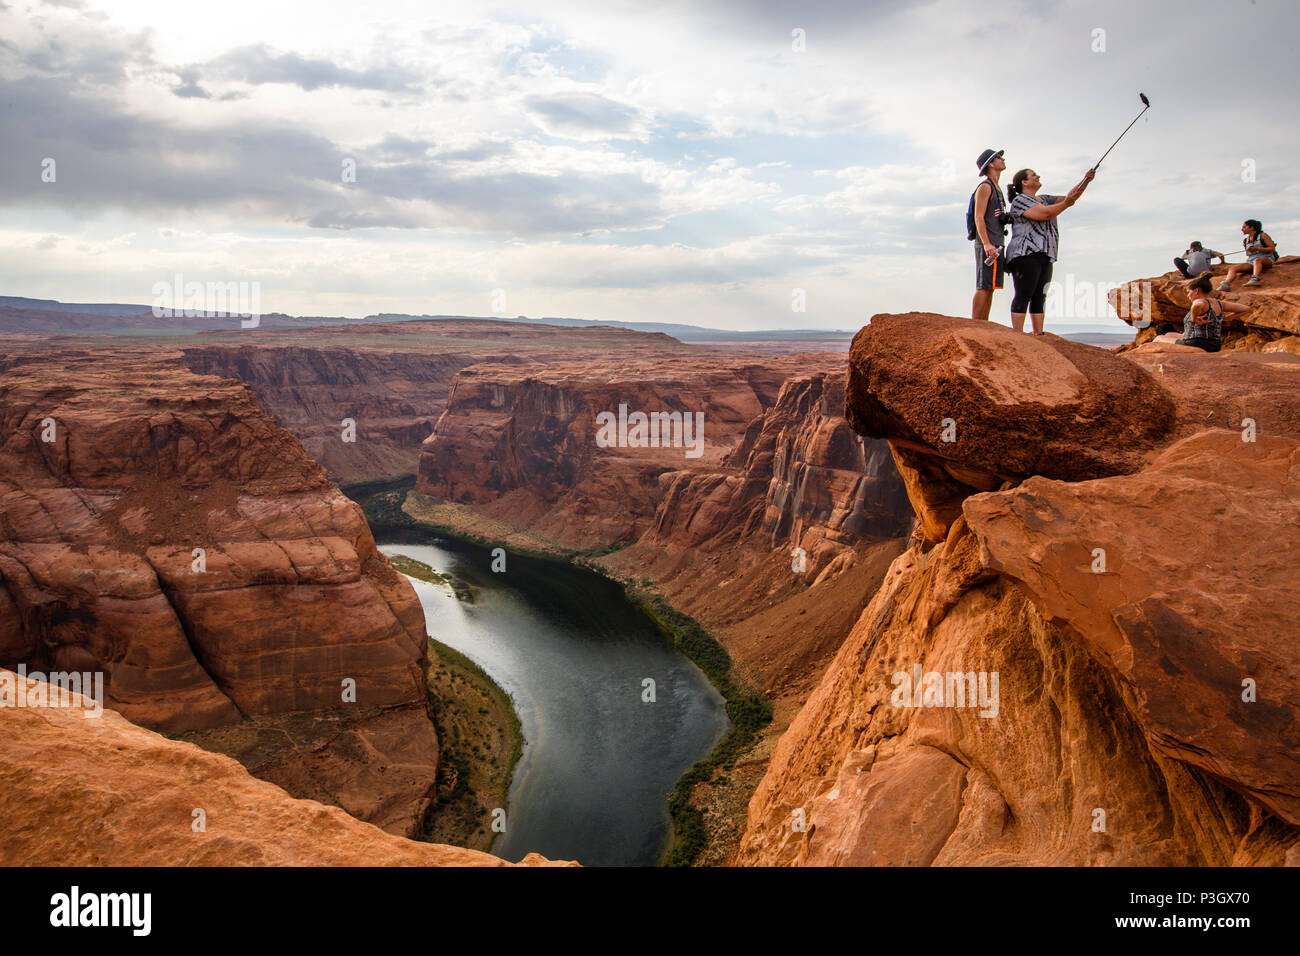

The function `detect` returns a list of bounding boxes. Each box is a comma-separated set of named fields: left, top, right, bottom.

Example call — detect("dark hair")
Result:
left=1186, top=273, right=1214, bottom=295
left=1244, top=219, right=1263, bottom=240
left=1190, top=241, right=1203, bottom=251
left=1007, top=169, right=1033, bottom=203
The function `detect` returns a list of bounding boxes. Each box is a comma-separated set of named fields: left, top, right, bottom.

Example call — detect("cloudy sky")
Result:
left=2, top=0, right=1297, bottom=330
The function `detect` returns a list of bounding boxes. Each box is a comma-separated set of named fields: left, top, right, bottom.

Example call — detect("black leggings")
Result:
left=1010, top=251, right=1053, bottom=314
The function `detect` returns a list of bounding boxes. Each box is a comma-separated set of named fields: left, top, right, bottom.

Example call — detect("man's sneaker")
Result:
left=1216, top=281, right=1231, bottom=292
left=1245, top=276, right=1262, bottom=286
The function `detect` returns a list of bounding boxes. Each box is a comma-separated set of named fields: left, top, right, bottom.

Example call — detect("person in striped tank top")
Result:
left=1004, top=167, right=1095, bottom=335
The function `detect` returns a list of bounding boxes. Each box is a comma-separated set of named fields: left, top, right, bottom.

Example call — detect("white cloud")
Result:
left=2, top=0, right=1297, bottom=330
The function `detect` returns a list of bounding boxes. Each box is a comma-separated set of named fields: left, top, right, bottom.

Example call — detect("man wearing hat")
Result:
left=971, top=147, right=1008, bottom=321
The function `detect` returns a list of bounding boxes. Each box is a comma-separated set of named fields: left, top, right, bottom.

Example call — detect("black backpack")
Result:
left=966, top=178, right=1007, bottom=241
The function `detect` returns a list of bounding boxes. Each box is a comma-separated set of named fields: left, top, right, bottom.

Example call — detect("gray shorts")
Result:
left=975, top=243, right=1006, bottom=291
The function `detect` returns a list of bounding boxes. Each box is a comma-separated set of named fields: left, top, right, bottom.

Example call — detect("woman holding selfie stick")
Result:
left=1004, top=167, right=1095, bottom=335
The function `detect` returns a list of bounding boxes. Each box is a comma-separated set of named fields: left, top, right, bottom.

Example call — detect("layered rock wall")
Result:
left=416, top=356, right=826, bottom=550
left=179, top=344, right=470, bottom=486
left=0, top=350, right=439, bottom=835
left=598, top=370, right=913, bottom=694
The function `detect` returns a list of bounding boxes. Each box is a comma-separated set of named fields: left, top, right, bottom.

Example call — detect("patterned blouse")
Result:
left=1006, top=193, right=1061, bottom=262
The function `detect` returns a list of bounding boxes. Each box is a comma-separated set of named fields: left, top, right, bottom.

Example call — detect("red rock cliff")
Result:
left=735, top=314, right=1300, bottom=865
left=0, top=349, right=439, bottom=836
left=179, top=344, right=471, bottom=486
left=416, top=355, right=812, bottom=550
left=178, top=319, right=701, bottom=487
left=597, top=370, right=913, bottom=695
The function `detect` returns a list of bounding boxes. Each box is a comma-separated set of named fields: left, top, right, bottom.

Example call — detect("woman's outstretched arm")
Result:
left=1021, top=195, right=1076, bottom=221
left=1022, top=168, right=1096, bottom=221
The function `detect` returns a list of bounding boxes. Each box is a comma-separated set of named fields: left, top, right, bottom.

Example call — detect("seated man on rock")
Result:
left=1173, top=240, right=1224, bottom=279
left=1153, top=273, right=1252, bottom=352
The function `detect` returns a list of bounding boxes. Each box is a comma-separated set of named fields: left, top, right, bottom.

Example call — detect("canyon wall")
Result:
left=178, top=319, right=700, bottom=487
left=179, top=344, right=470, bottom=486
left=0, top=349, right=439, bottom=836
left=596, top=370, right=912, bottom=696
left=735, top=315, right=1300, bottom=865
left=416, top=354, right=825, bottom=551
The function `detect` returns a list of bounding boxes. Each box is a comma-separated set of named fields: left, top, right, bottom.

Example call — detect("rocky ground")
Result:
left=0, top=670, right=569, bottom=866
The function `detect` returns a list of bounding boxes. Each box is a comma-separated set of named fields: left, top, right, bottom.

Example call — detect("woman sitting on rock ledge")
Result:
left=1218, top=219, right=1278, bottom=290
left=1155, top=273, right=1253, bottom=352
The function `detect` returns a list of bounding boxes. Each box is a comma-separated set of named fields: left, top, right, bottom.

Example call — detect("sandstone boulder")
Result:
left=1109, top=257, right=1300, bottom=338
left=846, top=313, right=1177, bottom=541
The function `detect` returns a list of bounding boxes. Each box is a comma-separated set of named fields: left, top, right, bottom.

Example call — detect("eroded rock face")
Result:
left=737, top=315, right=1300, bottom=866
left=417, top=355, right=818, bottom=550
left=0, top=351, right=438, bottom=835
left=966, top=430, right=1300, bottom=825
left=632, top=372, right=908, bottom=557
left=179, top=345, right=470, bottom=486
left=177, top=319, right=707, bottom=487
left=737, top=508, right=1299, bottom=866
left=0, top=670, right=569, bottom=866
